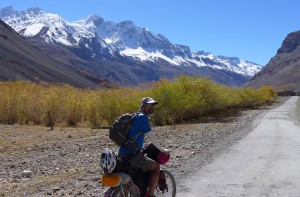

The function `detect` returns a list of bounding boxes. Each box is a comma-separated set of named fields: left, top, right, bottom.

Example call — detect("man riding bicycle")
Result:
left=118, top=97, right=169, bottom=197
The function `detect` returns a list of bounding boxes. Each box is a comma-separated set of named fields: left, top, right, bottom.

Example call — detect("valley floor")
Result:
left=0, top=97, right=292, bottom=196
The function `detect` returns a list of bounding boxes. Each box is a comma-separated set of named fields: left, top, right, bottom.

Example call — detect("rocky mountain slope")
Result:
left=0, top=19, right=115, bottom=88
left=248, top=30, right=300, bottom=91
left=0, top=7, right=262, bottom=87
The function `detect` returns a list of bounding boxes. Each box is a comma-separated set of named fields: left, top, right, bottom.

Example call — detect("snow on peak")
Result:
left=120, top=47, right=181, bottom=65
left=73, top=14, right=104, bottom=26
left=0, top=7, right=263, bottom=77
left=23, top=23, right=45, bottom=37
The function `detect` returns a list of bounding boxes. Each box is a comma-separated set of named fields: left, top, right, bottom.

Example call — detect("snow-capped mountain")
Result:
left=0, top=6, right=263, bottom=87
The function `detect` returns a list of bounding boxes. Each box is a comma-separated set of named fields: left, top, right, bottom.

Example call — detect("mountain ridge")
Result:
left=0, top=6, right=263, bottom=87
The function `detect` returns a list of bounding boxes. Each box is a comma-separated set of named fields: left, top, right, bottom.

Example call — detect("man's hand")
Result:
left=163, top=148, right=170, bottom=154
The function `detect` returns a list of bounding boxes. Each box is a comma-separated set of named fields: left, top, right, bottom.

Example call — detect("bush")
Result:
left=0, top=77, right=277, bottom=127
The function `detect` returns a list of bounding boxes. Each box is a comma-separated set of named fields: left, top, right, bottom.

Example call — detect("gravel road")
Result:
left=0, top=97, right=290, bottom=196
left=178, top=96, right=300, bottom=197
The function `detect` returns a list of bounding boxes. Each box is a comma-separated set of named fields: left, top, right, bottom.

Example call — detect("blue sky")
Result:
left=1, top=0, right=300, bottom=66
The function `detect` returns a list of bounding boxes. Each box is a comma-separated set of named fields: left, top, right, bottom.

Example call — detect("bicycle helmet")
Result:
left=100, top=148, right=117, bottom=173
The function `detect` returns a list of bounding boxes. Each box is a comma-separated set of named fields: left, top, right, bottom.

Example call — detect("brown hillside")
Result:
left=247, top=30, right=300, bottom=91
left=0, top=20, right=114, bottom=88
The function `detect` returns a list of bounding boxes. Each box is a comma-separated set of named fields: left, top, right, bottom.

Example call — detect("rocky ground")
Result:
left=0, top=97, right=290, bottom=197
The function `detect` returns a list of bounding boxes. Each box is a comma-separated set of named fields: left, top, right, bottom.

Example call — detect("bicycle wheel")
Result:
left=154, top=170, right=176, bottom=197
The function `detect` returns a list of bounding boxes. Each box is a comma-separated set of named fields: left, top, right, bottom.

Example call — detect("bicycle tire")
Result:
left=154, top=170, right=176, bottom=197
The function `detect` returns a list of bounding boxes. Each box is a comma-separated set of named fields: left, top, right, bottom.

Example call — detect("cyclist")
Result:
left=118, top=97, right=169, bottom=197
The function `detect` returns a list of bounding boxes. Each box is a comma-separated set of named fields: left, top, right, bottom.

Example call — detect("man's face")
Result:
left=142, top=103, right=156, bottom=115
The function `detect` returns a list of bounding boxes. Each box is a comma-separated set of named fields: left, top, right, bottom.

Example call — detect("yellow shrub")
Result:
left=0, top=77, right=277, bottom=127
left=58, top=85, right=85, bottom=126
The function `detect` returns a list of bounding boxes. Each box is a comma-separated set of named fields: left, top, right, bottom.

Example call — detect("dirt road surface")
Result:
left=178, top=96, right=300, bottom=197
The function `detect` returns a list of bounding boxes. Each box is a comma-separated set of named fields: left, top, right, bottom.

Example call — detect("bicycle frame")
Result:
left=104, top=179, right=139, bottom=197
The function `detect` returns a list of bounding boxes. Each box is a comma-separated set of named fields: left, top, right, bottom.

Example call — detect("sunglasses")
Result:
left=145, top=103, right=156, bottom=107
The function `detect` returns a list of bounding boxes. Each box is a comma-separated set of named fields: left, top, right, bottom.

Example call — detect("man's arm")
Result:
left=145, top=131, right=169, bottom=153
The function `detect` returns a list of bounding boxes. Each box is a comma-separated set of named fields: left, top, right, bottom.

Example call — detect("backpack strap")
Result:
left=124, top=113, right=143, bottom=150
left=126, top=131, right=143, bottom=144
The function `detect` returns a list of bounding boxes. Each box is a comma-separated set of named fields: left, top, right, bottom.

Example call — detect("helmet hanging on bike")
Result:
left=100, top=148, right=117, bottom=173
